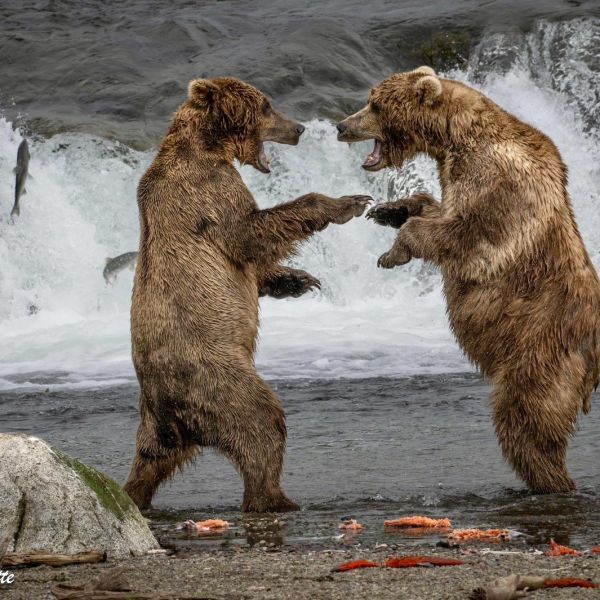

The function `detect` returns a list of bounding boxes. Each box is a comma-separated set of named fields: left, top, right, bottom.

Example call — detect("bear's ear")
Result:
left=415, top=74, right=442, bottom=106
left=188, top=79, right=220, bottom=107
left=413, top=66, right=437, bottom=77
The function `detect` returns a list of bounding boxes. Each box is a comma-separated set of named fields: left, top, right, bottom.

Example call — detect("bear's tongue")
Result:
left=258, top=143, right=271, bottom=173
left=363, top=139, right=382, bottom=169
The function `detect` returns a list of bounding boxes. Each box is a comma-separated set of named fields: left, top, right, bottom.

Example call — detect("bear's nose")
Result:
left=337, top=122, right=347, bottom=134
left=296, top=124, right=305, bottom=135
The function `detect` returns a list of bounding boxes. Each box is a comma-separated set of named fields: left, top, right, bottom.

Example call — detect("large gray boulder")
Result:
left=0, top=434, right=159, bottom=557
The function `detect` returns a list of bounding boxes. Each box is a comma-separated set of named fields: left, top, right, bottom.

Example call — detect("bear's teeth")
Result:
left=363, top=140, right=383, bottom=168
left=258, top=144, right=271, bottom=171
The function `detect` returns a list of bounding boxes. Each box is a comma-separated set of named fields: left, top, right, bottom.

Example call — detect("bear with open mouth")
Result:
left=338, top=66, right=600, bottom=494
left=124, top=77, right=370, bottom=512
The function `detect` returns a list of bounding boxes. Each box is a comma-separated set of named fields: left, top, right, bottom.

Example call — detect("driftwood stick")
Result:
left=469, top=573, right=597, bottom=599
left=52, top=587, right=217, bottom=600
left=52, top=567, right=220, bottom=599
left=470, top=574, right=542, bottom=599
left=2, top=550, right=106, bottom=568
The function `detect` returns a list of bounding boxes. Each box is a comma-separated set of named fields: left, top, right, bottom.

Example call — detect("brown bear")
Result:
left=337, top=66, right=600, bottom=494
left=124, top=77, right=370, bottom=512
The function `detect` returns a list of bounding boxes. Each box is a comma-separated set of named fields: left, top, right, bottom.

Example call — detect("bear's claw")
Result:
left=295, top=271, right=321, bottom=295
left=261, top=269, right=321, bottom=299
left=333, top=195, right=373, bottom=224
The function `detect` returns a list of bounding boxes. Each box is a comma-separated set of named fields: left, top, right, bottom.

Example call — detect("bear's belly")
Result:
left=131, top=249, right=259, bottom=368
left=443, top=276, right=558, bottom=376
left=444, top=265, right=600, bottom=379
left=443, top=279, right=507, bottom=374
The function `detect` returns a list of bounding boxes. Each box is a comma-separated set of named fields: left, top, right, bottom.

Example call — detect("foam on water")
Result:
left=0, top=19, right=598, bottom=389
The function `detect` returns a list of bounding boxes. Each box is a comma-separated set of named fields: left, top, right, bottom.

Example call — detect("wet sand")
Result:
left=3, top=546, right=599, bottom=599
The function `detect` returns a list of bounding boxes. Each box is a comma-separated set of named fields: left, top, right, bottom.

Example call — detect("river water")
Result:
left=0, top=0, right=598, bottom=550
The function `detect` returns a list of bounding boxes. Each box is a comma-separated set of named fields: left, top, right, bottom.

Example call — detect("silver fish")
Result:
left=103, top=251, right=138, bottom=284
left=11, top=139, right=30, bottom=218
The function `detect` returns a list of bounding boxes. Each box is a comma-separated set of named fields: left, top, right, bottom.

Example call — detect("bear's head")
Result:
left=184, top=77, right=305, bottom=173
left=336, top=67, right=483, bottom=171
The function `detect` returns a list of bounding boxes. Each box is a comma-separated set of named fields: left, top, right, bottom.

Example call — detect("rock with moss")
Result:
left=0, top=434, right=158, bottom=557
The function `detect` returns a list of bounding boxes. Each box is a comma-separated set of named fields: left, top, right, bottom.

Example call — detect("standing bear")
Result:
left=124, top=77, right=370, bottom=512
left=337, top=67, right=600, bottom=494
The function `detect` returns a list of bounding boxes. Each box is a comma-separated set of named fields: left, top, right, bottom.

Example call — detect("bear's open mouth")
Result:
left=362, top=139, right=383, bottom=171
left=257, top=143, right=271, bottom=173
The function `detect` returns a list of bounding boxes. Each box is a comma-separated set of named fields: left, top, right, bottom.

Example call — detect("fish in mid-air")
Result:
left=103, top=251, right=138, bottom=283
left=11, top=139, right=30, bottom=218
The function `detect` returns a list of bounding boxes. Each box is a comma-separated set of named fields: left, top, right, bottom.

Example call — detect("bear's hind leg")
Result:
left=124, top=416, right=198, bottom=509
left=492, top=366, right=581, bottom=494
left=201, top=366, right=299, bottom=513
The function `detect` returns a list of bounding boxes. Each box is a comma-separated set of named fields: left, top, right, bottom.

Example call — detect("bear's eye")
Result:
left=262, top=101, right=273, bottom=116
left=370, top=102, right=381, bottom=115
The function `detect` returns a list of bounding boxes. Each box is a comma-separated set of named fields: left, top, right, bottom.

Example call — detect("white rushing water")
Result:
left=0, top=19, right=598, bottom=389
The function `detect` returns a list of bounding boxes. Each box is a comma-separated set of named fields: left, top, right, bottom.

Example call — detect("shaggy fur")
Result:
left=338, top=67, right=600, bottom=493
left=124, top=77, right=370, bottom=512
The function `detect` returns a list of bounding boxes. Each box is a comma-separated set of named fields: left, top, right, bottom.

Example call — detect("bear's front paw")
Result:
left=285, top=270, right=321, bottom=298
left=377, top=245, right=412, bottom=269
left=261, top=269, right=321, bottom=299
left=398, top=217, right=425, bottom=258
left=367, top=203, right=410, bottom=229
left=332, top=195, right=372, bottom=224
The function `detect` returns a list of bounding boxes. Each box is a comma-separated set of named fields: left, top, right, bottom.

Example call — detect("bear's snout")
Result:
left=336, top=120, right=352, bottom=141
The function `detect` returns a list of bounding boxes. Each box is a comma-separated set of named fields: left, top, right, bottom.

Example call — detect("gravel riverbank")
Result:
left=3, top=545, right=599, bottom=599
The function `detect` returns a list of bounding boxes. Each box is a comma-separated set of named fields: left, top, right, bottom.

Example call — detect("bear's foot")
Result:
left=367, top=203, right=410, bottom=228
left=242, top=493, right=300, bottom=513
left=123, top=482, right=153, bottom=511
left=528, top=476, right=576, bottom=495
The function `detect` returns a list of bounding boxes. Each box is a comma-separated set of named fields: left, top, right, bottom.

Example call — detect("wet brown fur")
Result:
left=124, top=77, right=370, bottom=512
left=340, top=67, right=600, bottom=493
